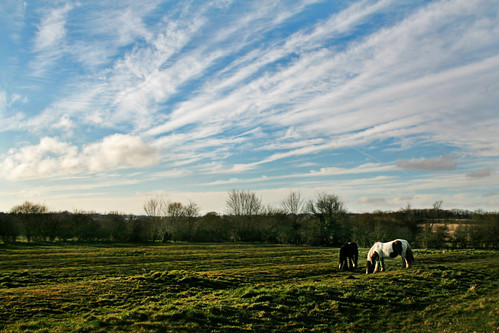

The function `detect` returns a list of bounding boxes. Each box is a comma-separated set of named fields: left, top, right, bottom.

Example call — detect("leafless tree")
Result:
left=433, top=200, right=443, bottom=212
left=143, top=197, right=168, bottom=241
left=143, top=198, right=164, bottom=217
left=281, top=191, right=304, bottom=215
left=168, top=202, right=184, bottom=220
left=226, top=189, right=262, bottom=217
left=183, top=201, right=200, bottom=238
left=184, top=201, right=200, bottom=219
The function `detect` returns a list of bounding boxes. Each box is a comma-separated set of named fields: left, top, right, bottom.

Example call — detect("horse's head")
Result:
left=366, top=260, right=375, bottom=274
left=365, top=251, right=379, bottom=274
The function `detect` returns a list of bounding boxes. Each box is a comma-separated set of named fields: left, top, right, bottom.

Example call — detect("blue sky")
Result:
left=0, top=0, right=498, bottom=214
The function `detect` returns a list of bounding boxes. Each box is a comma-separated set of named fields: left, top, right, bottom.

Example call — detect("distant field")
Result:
left=0, top=243, right=497, bottom=332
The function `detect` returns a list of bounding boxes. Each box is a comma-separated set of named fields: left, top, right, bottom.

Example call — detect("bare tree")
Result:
left=143, top=197, right=168, bottom=242
left=168, top=202, right=184, bottom=220
left=226, top=190, right=262, bottom=241
left=184, top=201, right=200, bottom=219
left=226, top=190, right=262, bottom=217
left=144, top=198, right=160, bottom=217
left=281, top=191, right=304, bottom=244
left=183, top=201, right=200, bottom=239
left=433, top=200, right=443, bottom=212
left=281, top=191, right=304, bottom=215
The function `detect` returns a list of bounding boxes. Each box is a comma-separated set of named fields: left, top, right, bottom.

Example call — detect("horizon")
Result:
left=1, top=0, right=498, bottom=215
left=3, top=200, right=493, bottom=216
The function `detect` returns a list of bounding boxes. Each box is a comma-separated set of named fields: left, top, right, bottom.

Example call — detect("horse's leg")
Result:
left=374, top=259, right=380, bottom=273
left=401, top=255, right=407, bottom=268
left=406, top=258, right=411, bottom=268
left=380, top=259, right=385, bottom=272
left=348, top=257, right=353, bottom=270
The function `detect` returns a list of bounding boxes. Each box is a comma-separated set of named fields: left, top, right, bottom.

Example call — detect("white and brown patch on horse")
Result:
left=366, top=239, right=414, bottom=274
left=390, top=240, right=403, bottom=258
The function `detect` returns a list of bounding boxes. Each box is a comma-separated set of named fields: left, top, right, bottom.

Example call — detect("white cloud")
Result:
left=22, top=0, right=499, bottom=162
left=61, top=1, right=161, bottom=69
left=0, top=134, right=159, bottom=180
left=203, top=163, right=395, bottom=186
left=33, top=4, right=71, bottom=51
left=52, top=114, right=74, bottom=133
left=138, top=0, right=499, bottom=171
left=83, top=134, right=160, bottom=172
left=25, top=2, right=212, bottom=133
left=0, top=89, right=28, bottom=115
left=30, top=3, right=73, bottom=76
left=272, top=1, right=499, bottom=140
left=0, top=137, right=79, bottom=180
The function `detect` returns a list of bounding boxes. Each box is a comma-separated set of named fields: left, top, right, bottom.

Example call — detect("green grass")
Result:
left=0, top=243, right=497, bottom=332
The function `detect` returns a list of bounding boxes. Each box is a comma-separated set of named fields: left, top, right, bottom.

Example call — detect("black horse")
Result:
left=339, top=242, right=358, bottom=271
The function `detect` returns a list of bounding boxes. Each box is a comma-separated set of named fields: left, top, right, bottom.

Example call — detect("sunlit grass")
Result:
left=0, top=243, right=497, bottom=332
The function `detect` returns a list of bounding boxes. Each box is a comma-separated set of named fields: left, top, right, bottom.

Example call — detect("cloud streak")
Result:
left=30, top=3, right=73, bottom=77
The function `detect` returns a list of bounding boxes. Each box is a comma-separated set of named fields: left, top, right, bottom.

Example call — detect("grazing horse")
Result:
left=366, top=239, right=414, bottom=274
left=339, top=242, right=358, bottom=271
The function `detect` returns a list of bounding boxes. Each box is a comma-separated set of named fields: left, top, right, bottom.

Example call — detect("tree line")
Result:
left=0, top=191, right=497, bottom=249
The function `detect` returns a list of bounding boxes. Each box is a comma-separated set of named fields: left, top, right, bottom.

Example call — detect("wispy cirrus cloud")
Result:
left=30, top=3, right=74, bottom=77
left=146, top=0, right=398, bottom=133
left=203, top=163, right=395, bottom=186
left=11, top=0, right=499, bottom=177
left=142, top=0, right=499, bottom=171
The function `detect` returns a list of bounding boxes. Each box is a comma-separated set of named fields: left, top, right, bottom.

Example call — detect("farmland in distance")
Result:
left=0, top=243, right=497, bottom=332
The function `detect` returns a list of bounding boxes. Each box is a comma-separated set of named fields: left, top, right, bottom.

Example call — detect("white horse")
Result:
left=366, top=239, right=414, bottom=274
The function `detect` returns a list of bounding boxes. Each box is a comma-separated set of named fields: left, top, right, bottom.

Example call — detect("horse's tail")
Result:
left=405, top=244, right=415, bottom=267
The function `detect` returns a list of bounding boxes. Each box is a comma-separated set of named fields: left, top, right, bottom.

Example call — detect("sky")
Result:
left=0, top=0, right=498, bottom=215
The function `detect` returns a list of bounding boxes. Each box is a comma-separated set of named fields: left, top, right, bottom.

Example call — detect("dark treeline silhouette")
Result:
left=0, top=209, right=497, bottom=249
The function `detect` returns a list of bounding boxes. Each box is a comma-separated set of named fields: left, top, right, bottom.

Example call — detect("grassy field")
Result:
left=0, top=243, right=497, bottom=332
